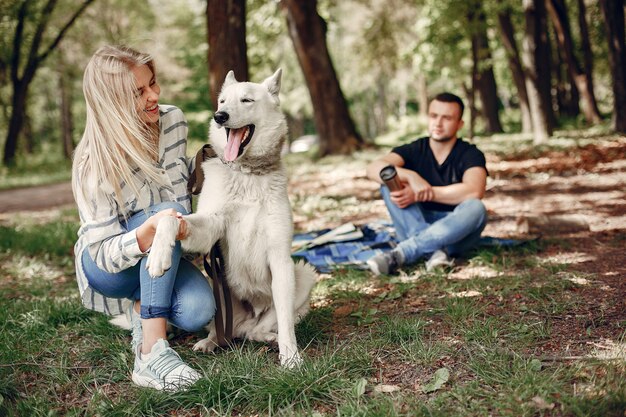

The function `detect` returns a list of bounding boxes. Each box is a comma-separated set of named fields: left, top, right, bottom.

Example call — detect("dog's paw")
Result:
left=280, top=350, right=303, bottom=369
left=146, top=216, right=178, bottom=277
left=146, top=243, right=172, bottom=277
left=193, top=337, right=218, bottom=353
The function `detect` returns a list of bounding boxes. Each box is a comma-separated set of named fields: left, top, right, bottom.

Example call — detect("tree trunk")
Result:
left=497, top=7, right=533, bottom=133
left=206, top=0, right=248, bottom=111
left=552, top=21, right=579, bottom=118
left=546, top=0, right=601, bottom=123
left=4, top=80, right=28, bottom=165
left=3, top=0, right=95, bottom=166
left=59, top=56, right=74, bottom=160
left=281, top=0, right=364, bottom=155
left=462, top=80, right=476, bottom=141
left=522, top=0, right=553, bottom=143
left=469, top=5, right=503, bottom=134
left=599, top=0, right=626, bottom=132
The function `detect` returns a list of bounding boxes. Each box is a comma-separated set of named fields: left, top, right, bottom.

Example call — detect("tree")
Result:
left=2, top=0, right=94, bottom=166
left=599, top=0, right=626, bottom=132
left=521, top=0, right=553, bottom=143
left=496, top=3, right=533, bottom=133
left=546, top=0, right=601, bottom=123
left=206, top=0, right=248, bottom=110
left=468, top=2, right=504, bottom=134
left=281, top=0, right=364, bottom=156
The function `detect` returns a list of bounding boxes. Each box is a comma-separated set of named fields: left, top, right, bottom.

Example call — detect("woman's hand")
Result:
left=137, top=209, right=188, bottom=252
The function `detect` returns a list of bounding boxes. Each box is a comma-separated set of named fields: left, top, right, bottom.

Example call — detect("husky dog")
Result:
left=147, top=69, right=317, bottom=367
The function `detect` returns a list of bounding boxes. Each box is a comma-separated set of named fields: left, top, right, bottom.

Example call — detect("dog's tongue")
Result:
left=224, top=127, right=246, bottom=162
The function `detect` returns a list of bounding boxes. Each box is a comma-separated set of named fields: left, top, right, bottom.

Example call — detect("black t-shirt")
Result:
left=392, top=137, right=487, bottom=212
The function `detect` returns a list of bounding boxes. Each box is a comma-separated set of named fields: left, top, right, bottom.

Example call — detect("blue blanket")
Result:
left=292, top=222, right=527, bottom=273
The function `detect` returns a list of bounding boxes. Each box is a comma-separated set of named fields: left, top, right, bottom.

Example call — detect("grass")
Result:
left=1, top=208, right=624, bottom=416
left=2, top=129, right=625, bottom=415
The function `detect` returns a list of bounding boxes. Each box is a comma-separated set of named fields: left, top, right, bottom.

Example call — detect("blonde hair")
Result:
left=72, top=45, right=166, bottom=218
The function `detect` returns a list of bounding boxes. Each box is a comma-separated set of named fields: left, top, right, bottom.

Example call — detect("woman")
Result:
left=72, top=45, right=215, bottom=391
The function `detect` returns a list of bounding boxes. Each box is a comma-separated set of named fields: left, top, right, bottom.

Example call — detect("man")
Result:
left=366, top=92, right=488, bottom=275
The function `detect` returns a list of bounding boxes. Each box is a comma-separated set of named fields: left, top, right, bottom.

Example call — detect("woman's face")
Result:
left=132, top=64, right=160, bottom=124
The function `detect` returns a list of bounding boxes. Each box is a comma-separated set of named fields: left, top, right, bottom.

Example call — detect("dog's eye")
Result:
left=219, top=99, right=225, bottom=104
left=241, top=98, right=254, bottom=103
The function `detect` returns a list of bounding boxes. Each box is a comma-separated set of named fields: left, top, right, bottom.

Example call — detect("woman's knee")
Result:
left=176, top=296, right=216, bottom=332
left=171, top=262, right=216, bottom=332
left=151, top=201, right=189, bottom=215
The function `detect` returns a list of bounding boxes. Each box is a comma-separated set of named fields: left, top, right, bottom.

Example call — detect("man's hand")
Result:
left=408, top=176, right=434, bottom=204
left=389, top=177, right=431, bottom=208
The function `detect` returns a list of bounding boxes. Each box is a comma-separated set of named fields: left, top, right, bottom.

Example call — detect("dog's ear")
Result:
left=222, top=70, right=238, bottom=89
left=262, top=68, right=282, bottom=101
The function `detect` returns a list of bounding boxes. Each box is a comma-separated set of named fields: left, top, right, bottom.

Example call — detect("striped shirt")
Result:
left=73, top=105, right=194, bottom=315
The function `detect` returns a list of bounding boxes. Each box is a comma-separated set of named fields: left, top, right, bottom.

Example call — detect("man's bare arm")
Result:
left=432, top=166, right=487, bottom=205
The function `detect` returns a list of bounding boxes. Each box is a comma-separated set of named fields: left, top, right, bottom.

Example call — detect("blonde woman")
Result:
left=72, top=45, right=215, bottom=391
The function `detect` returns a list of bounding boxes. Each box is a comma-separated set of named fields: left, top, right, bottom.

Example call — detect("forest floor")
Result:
left=285, top=132, right=626, bottom=360
left=3, top=132, right=623, bottom=361
left=1, top=131, right=624, bottom=414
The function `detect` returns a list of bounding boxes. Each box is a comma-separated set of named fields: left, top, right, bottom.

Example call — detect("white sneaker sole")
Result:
left=131, top=372, right=198, bottom=392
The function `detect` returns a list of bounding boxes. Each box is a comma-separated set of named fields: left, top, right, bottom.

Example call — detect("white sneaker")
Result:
left=425, top=250, right=454, bottom=272
left=126, top=302, right=142, bottom=350
left=132, top=339, right=201, bottom=391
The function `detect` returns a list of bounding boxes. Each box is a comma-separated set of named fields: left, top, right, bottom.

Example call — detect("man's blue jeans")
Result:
left=81, top=201, right=215, bottom=332
left=381, top=186, right=488, bottom=265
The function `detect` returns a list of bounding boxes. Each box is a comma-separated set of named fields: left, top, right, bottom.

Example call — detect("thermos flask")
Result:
left=379, top=165, right=403, bottom=191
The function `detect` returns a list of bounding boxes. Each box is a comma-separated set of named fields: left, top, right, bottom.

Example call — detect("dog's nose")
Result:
left=214, top=111, right=229, bottom=124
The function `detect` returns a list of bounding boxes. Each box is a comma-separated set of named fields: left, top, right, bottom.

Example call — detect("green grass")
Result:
left=2, top=127, right=625, bottom=415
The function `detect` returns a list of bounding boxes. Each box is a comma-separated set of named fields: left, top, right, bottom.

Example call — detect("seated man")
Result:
left=366, top=92, right=488, bottom=275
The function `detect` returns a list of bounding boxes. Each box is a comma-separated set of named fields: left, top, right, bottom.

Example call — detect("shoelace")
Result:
left=147, top=348, right=187, bottom=381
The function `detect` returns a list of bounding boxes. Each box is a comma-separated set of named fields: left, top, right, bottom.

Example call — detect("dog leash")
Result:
left=203, top=243, right=234, bottom=348
left=187, top=144, right=217, bottom=195
left=189, top=144, right=234, bottom=348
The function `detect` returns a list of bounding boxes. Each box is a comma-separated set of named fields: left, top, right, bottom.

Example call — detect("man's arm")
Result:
left=432, top=166, right=487, bottom=205
left=366, top=153, right=435, bottom=207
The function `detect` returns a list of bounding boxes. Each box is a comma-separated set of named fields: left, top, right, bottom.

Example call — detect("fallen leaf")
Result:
left=422, top=367, right=450, bottom=393
left=374, top=384, right=401, bottom=393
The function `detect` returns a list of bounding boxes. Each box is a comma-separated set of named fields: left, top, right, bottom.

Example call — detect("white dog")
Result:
left=147, top=69, right=317, bottom=367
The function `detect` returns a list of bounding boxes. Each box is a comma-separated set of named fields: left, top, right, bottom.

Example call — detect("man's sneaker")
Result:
left=126, top=302, right=142, bottom=350
left=367, top=251, right=402, bottom=276
left=425, top=250, right=454, bottom=272
left=132, top=339, right=201, bottom=391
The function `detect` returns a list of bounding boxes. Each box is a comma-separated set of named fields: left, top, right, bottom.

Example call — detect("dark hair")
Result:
left=433, top=92, right=464, bottom=119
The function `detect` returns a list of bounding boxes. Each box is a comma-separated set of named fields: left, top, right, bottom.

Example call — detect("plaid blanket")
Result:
left=292, top=222, right=527, bottom=273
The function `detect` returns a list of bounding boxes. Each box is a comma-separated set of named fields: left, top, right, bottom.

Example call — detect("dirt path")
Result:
left=0, top=182, right=74, bottom=214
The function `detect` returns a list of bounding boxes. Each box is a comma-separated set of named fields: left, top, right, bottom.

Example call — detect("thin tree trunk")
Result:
left=599, top=0, right=626, bottom=132
left=577, top=0, right=598, bottom=118
left=546, top=0, right=601, bottom=123
left=469, top=4, right=503, bottom=134
left=3, top=0, right=95, bottom=166
left=206, top=0, right=248, bottom=111
left=552, top=21, right=579, bottom=118
left=59, top=55, right=74, bottom=159
left=281, top=0, right=364, bottom=155
left=522, top=0, right=553, bottom=143
left=497, top=7, right=533, bottom=133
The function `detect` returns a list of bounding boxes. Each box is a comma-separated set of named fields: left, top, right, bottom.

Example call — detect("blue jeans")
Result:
left=381, top=187, right=487, bottom=265
left=82, top=201, right=215, bottom=332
